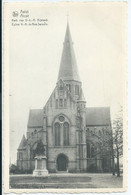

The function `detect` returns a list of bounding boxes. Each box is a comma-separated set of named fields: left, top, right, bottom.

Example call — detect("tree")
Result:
left=96, top=128, right=114, bottom=173
left=86, top=129, right=113, bottom=173
left=112, top=109, right=123, bottom=177
left=98, top=108, right=123, bottom=176
left=86, top=107, right=123, bottom=175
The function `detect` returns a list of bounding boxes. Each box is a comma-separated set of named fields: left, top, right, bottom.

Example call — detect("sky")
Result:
left=5, top=2, right=126, bottom=163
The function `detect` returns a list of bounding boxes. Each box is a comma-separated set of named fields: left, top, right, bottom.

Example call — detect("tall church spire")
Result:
left=57, top=22, right=81, bottom=82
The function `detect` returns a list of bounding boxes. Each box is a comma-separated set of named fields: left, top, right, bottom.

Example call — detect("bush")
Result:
left=10, top=164, right=19, bottom=174
left=10, top=164, right=33, bottom=174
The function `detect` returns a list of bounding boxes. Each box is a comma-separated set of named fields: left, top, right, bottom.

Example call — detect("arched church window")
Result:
left=66, top=84, right=71, bottom=92
left=91, top=146, right=95, bottom=157
left=99, top=130, right=101, bottom=136
left=75, top=85, right=79, bottom=95
left=87, top=143, right=91, bottom=158
left=19, top=152, right=23, bottom=160
left=59, top=99, right=63, bottom=107
left=55, top=122, right=60, bottom=146
left=86, top=128, right=89, bottom=136
left=63, top=122, right=69, bottom=146
left=56, top=99, right=58, bottom=108
left=60, top=83, right=63, bottom=90
left=64, top=99, right=67, bottom=107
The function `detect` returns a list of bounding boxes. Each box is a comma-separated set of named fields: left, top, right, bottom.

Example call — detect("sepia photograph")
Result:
left=3, top=1, right=127, bottom=193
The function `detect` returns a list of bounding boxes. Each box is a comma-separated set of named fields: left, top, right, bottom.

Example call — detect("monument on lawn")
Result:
left=33, top=140, right=48, bottom=176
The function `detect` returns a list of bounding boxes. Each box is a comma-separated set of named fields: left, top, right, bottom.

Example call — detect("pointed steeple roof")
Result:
left=18, top=135, right=27, bottom=150
left=57, top=22, right=81, bottom=82
left=77, top=88, right=86, bottom=102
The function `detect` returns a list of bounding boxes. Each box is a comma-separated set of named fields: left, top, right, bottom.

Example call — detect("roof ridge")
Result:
left=86, top=107, right=111, bottom=126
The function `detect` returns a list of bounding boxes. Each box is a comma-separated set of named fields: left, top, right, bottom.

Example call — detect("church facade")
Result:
left=17, top=23, right=113, bottom=173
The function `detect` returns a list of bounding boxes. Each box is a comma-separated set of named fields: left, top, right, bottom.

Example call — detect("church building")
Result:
left=17, top=22, right=112, bottom=173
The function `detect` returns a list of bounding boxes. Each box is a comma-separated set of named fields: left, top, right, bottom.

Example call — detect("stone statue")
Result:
left=33, top=139, right=48, bottom=176
left=35, top=140, right=45, bottom=156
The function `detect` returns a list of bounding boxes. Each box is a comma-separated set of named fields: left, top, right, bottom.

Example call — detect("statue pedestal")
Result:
left=33, top=155, right=48, bottom=176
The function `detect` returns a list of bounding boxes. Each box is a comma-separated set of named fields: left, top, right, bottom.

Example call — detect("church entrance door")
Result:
left=57, top=154, right=67, bottom=171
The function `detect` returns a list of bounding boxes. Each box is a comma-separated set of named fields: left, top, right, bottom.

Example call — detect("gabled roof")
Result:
left=18, top=135, right=27, bottom=150
left=57, top=22, right=81, bottom=82
left=27, top=109, right=43, bottom=127
left=27, top=107, right=111, bottom=127
left=86, top=107, right=111, bottom=126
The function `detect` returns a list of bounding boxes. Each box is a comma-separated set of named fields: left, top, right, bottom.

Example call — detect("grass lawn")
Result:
left=10, top=173, right=123, bottom=189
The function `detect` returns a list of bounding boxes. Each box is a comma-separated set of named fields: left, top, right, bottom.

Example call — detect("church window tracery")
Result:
left=63, top=122, right=69, bottom=146
left=56, top=99, right=67, bottom=108
left=64, top=99, right=67, bottom=107
left=66, top=84, right=71, bottom=92
left=91, top=146, right=95, bottom=157
left=99, top=130, right=101, bottom=136
left=59, top=99, right=63, bottom=107
left=55, top=122, right=60, bottom=146
left=56, top=99, right=58, bottom=108
left=19, top=152, right=23, bottom=160
left=60, top=85, right=63, bottom=91
left=59, top=116, right=65, bottom=122
left=54, top=115, right=70, bottom=146
left=87, top=143, right=95, bottom=158
left=87, top=143, right=91, bottom=158
left=59, top=81, right=63, bottom=91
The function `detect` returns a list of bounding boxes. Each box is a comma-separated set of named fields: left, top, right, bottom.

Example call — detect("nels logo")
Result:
left=12, top=11, right=19, bottom=17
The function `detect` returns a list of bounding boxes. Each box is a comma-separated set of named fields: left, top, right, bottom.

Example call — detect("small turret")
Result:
left=77, top=88, right=86, bottom=111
